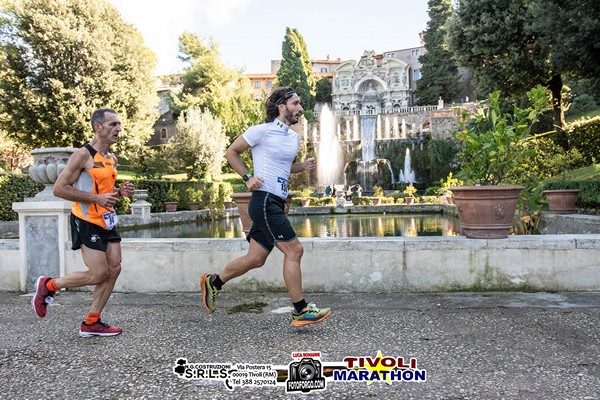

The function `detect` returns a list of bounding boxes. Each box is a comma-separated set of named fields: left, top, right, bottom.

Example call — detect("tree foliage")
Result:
left=275, top=27, right=316, bottom=118
left=0, top=0, right=158, bottom=159
left=445, top=0, right=600, bottom=148
left=169, top=108, right=228, bottom=180
left=175, top=32, right=262, bottom=141
left=415, top=0, right=461, bottom=105
left=315, top=77, right=332, bottom=103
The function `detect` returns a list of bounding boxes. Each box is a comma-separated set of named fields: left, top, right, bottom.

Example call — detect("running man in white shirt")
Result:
left=200, top=87, right=331, bottom=327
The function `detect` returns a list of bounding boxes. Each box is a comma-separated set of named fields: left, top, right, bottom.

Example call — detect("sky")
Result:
left=108, top=0, right=430, bottom=76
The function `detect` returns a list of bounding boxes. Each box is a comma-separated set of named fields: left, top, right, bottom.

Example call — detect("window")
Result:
left=266, top=81, right=272, bottom=88
left=411, top=49, right=420, bottom=57
left=160, top=128, right=167, bottom=139
left=387, top=53, right=395, bottom=58
left=413, top=69, right=421, bottom=80
left=254, top=81, right=261, bottom=88
left=320, top=67, right=328, bottom=72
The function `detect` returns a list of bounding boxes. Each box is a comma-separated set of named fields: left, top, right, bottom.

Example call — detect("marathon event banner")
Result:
left=173, top=350, right=426, bottom=394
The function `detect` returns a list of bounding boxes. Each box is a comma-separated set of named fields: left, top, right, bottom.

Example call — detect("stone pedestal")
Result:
left=12, top=201, right=72, bottom=292
left=130, top=189, right=151, bottom=224
left=335, top=185, right=346, bottom=208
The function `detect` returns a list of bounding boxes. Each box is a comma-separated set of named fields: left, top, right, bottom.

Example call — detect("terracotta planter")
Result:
left=446, top=194, right=454, bottom=205
left=164, top=201, right=178, bottom=212
left=543, top=189, right=580, bottom=214
left=188, top=202, right=200, bottom=211
left=300, top=198, right=312, bottom=207
left=231, top=192, right=295, bottom=233
left=450, top=185, right=523, bottom=239
left=372, top=197, right=382, bottom=205
left=231, top=192, right=253, bottom=233
left=405, top=197, right=414, bottom=205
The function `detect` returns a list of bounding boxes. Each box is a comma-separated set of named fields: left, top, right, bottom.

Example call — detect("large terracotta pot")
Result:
left=450, top=185, right=524, bottom=239
left=543, top=189, right=580, bottom=214
left=231, top=192, right=296, bottom=233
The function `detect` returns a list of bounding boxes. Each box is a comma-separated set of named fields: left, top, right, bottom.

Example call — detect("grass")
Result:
left=546, top=164, right=600, bottom=182
left=117, top=168, right=242, bottom=183
left=226, top=301, right=268, bottom=314
left=566, top=106, right=600, bottom=123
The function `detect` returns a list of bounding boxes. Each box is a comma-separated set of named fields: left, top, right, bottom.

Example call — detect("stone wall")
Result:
left=3, top=234, right=599, bottom=293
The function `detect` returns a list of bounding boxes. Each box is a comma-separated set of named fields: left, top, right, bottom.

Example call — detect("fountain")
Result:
left=316, top=104, right=344, bottom=188
left=398, top=148, right=416, bottom=183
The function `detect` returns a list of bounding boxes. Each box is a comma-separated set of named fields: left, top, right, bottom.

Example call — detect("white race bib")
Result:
left=276, top=177, right=289, bottom=198
left=102, top=210, right=118, bottom=230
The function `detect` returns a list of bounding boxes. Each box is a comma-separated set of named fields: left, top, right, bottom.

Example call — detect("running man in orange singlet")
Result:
left=31, top=108, right=134, bottom=337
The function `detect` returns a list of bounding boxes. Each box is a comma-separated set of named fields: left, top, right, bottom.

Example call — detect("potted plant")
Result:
left=371, top=185, right=384, bottom=205
left=541, top=152, right=583, bottom=214
left=403, top=183, right=417, bottom=205
left=186, top=187, right=203, bottom=211
left=439, top=172, right=463, bottom=205
left=299, top=188, right=313, bottom=207
left=164, top=184, right=180, bottom=212
left=449, top=85, right=550, bottom=238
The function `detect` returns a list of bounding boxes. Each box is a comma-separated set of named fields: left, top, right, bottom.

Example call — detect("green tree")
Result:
left=169, top=108, right=228, bottom=180
left=275, top=27, right=316, bottom=119
left=175, top=32, right=260, bottom=141
left=315, top=77, right=332, bottom=103
left=446, top=0, right=600, bottom=149
left=0, top=0, right=157, bottom=160
left=415, top=0, right=461, bottom=105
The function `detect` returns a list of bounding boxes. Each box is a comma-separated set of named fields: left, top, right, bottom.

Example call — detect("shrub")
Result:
left=568, top=116, right=600, bottom=164
left=0, top=173, right=44, bottom=221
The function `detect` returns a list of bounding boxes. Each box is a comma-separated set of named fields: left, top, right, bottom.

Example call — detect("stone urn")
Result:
left=450, top=185, right=523, bottom=239
left=543, top=189, right=580, bottom=214
left=231, top=191, right=296, bottom=233
left=28, top=147, right=78, bottom=201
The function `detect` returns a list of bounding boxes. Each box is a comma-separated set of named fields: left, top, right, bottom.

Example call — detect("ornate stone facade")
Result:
left=332, top=50, right=413, bottom=114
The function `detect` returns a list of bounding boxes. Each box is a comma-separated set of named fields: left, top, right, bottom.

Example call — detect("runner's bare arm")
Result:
left=53, top=148, right=120, bottom=208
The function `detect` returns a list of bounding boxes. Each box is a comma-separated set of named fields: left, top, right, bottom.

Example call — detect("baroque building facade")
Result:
left=331, top=47, right=425, bottom=114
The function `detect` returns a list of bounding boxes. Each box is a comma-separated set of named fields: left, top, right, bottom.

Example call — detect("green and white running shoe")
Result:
left=201, top=273, right=219, bottom=313
left=291, top=303, right=332, bottom=327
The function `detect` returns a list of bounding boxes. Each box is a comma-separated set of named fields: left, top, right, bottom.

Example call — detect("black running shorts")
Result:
left=70, top=214, right=121, bottom=252
left=247, top=191, right=297, bottom=251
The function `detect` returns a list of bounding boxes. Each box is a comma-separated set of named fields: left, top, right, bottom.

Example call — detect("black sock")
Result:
left=210, top=274, right=224, bottom=290
left=293, top=299, right=308, bottom=314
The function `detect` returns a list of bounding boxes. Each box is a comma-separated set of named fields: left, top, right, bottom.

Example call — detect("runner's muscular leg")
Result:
left=219, top=239, right=269, bottom=283
left=275, top=238, right=304, bottom=303
left=89, top=241, right=122, bottom=313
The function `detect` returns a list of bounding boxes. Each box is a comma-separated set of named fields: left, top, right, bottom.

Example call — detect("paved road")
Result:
left=2, top=290, right=600, bottom=399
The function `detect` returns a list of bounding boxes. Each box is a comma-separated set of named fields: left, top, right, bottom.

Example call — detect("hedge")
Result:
left=0, top=174, right=44, bottom=221
left=569, top=116, right=600, bottom=164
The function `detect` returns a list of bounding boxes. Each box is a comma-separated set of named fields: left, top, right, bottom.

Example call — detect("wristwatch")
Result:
left=242, top=173, right=252, bottom=182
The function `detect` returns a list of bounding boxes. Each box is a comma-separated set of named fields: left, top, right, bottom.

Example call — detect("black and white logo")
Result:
left=286, top=357, right=326, bottom=393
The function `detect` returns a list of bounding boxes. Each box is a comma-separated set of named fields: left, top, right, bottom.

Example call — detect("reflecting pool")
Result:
left=120, top=213, right=461, bottom=239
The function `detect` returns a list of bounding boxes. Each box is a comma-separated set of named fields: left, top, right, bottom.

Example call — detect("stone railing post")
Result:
left=12, top=147, right=76, bottom=292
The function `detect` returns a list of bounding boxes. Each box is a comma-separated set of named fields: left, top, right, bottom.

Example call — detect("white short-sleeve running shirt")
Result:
left=243, top=119, right=299, bottom=199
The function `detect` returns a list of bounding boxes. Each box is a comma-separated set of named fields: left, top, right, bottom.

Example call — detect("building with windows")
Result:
left=331, top=44, right=426, bottom=114
left=245, top=57, right=343, bottom=99
left=245, top=41, right=427, bottom=111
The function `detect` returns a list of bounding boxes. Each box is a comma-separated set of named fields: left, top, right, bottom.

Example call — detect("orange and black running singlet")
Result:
left=71, top=143, right=118, bottom=229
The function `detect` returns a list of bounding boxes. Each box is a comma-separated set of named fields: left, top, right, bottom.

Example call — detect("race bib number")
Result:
left=102, top=210, right=119, bottom=230
left=277, top=177, right=289, bottom=198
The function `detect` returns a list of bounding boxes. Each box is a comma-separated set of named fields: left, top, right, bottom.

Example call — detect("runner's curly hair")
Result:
left=265, top=87, right=296, bottom=122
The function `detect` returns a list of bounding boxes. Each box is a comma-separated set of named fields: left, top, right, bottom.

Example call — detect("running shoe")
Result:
left=31, top=276, right=55, bottom=318
left=79, top=319, right=122, bottom=337
left=201, top=273, right=219, bottom=313
left=291, top=304, right=332, bottom=327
